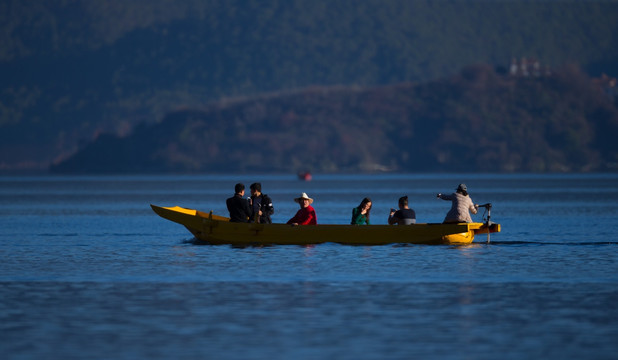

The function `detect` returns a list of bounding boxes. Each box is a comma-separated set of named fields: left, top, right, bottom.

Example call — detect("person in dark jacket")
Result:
left=249, top=182, right=274, bottom=223
left=388, top=195, right=416, bottom=225
left=226, top=183, right=251, bottom=222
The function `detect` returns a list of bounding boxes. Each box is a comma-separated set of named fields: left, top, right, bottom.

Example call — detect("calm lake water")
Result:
left=1, top=173, right=618, bottom=360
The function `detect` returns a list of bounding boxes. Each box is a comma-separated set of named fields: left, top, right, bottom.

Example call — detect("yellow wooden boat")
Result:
left=151, top=204, right=501, bottom=246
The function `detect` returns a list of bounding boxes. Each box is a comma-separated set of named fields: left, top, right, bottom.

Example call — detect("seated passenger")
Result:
left=226, top=183, right=251, bottom=222
left=287, top=192, right=317, bottom=225
left=351, top=197, right=372, bottom=225
left=388, top=195, right=416, bottom=225
left=249, top=182, right=274, bottom=224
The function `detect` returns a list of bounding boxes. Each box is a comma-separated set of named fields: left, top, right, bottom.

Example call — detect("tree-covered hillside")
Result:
left=50, top=65, right=618, bottom=174
left=2, top=0, right=618, bottom=171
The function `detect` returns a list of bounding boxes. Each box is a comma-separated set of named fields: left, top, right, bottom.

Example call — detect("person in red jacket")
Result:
left=287, top=192, right=317, bottom=225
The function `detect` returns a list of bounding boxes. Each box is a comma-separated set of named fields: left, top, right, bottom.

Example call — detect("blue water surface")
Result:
left=1, top=173, right=617, bottom=359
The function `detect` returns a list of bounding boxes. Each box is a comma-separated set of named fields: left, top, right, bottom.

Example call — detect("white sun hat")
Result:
left=294, top=192, right=313, bottom=204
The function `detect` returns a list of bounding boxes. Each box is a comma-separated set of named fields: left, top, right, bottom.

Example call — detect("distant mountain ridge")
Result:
left=50, top=65, right=618, bottom=174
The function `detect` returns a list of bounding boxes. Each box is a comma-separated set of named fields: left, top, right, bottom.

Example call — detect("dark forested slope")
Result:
left=50, top=65, right=618, bottom=174
left=2, top=0, right=618, bottom=171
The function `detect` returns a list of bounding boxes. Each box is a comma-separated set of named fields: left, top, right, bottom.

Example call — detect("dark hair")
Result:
left=250, top=182, right=261, bottom=192
left=357, top=197, right=372, bottom=221
left=234, top=183, right=245, bottom=194
left=398, top=196, right=408, bottom=206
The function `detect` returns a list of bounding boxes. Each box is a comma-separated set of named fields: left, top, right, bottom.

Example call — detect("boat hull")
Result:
left=151, top=205, right=500, bottom=246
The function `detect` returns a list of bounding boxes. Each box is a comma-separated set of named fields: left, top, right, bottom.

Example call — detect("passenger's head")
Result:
left=294, top=192, right=313, bottom=208
left=398, top=196, right=408, bottom=209
left=250, top=182, right=261, bottom=194
left=456, top=183, right=468, bottom=196
left=358, top=197, right=372, bottom=210
left=234, top=183, right=245, bottom=194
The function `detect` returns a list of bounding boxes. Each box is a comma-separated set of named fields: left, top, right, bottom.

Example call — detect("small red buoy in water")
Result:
left=298, top=171, right=312, bottom=181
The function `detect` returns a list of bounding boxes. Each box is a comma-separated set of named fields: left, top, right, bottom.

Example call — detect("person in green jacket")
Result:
left=351, top=197, right=372, bottom=225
